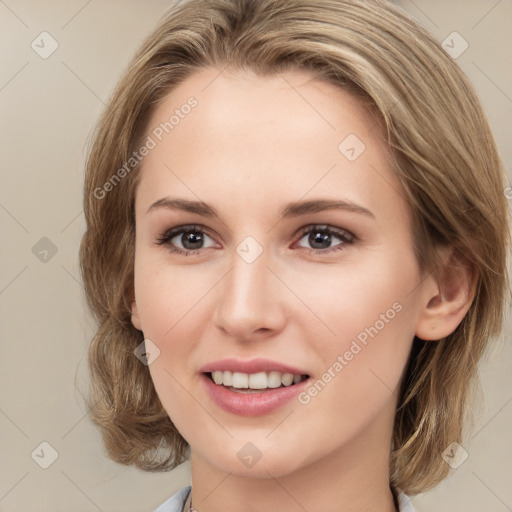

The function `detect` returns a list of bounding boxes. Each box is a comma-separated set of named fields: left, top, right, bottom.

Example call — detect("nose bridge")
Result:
left=213, top=241, right=284, bottom=338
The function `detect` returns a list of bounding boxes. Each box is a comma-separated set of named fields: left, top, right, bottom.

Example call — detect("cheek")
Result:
left=289, top=248, right=418, bottom=348
left=134, top=257, right=212, bottom=417
left=288, top=295, right=416, bottom=459
left=134, top=254, right=211, bottom=339
left=291, top=250, right=419, bottom=409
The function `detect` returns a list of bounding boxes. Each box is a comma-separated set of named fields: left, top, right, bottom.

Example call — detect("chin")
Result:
left=196, top=438, right=312, bottom=479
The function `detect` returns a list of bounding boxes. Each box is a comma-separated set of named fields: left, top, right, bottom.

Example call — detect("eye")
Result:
left=155, top=223, right=356, bottom=256
left=294, top=224, right=355, bottom=254
left=155, top=224, right=218, bottom=255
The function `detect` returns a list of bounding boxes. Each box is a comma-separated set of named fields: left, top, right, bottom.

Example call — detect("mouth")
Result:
left=200, top=358, right=311, bottom=415
left=205, top=370, right=310, bottom=393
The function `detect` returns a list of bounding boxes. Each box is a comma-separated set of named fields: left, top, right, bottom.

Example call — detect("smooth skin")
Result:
left=131, top=67, right=474, bottom=512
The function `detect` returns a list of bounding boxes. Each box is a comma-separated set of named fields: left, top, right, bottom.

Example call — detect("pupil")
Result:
left=183, top=231, right=203, bottom=249
left=181, top=230, right=332, bottom=250
left=310, top=231, right=330, bottom=249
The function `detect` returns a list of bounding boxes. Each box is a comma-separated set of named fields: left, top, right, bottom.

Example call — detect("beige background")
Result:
left=0, top=1, right=511, bottom=511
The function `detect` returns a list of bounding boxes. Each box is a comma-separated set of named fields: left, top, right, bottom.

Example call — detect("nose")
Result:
left=211, top=245, right=286, bottom=341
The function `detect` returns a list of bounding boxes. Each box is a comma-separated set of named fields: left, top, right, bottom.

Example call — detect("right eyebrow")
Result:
left=146, top=197, right=218, bottom=217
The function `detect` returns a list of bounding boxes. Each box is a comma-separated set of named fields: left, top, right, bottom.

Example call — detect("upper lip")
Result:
left=200, top=358, right=308, bottom=376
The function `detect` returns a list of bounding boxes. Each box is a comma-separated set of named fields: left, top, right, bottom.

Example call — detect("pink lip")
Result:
left=200, top=358, right=308, bottom=375
left=201, top=373, right=310, bottom=416
left=199, top=358, right=310, bottom=417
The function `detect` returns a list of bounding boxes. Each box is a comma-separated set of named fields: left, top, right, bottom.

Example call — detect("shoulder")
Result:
left=153, top=485, right=191, bottom=512
left=397, top=489, right=415, bottom=512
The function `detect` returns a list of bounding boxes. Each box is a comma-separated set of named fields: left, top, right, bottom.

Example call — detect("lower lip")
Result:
left=201, top=373, right=309, bottom=417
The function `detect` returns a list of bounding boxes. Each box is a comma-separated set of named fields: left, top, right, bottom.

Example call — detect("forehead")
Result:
left=136, top=67, right=408, bottom=230
left=144, top=66, right=380, bottom=156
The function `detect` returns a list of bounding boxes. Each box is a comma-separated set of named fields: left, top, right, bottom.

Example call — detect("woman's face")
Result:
left=131, top=67, right=428, bottom=478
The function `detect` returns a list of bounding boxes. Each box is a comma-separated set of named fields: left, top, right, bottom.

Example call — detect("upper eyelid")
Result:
left=157, top=224, right=216, bottom=241
left=155, top=224, right=211, bottom=245
left=296, top=224, right=354, bottom=240
left=156, top=223, right=356, bottom=247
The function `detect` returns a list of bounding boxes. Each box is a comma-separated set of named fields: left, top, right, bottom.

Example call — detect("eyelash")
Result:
left=155, top=224, right=356, bottom=256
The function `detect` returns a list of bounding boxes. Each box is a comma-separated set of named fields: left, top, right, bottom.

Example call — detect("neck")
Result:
left=187, top=406, right=398, bottom=512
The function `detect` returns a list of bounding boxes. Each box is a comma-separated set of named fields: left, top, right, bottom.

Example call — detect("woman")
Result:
left=79, top=1, right=510, bottom=511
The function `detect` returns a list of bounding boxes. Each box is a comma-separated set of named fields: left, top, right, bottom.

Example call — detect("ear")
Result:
left=415, top=246, right=477, bottom=341
left=131, top=300, right=142, bottom=331
left=130, top=285, right=143, bottom=331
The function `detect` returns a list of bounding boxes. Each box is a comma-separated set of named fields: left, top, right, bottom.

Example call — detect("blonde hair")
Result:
left=79, top=0, right=510, bottom=495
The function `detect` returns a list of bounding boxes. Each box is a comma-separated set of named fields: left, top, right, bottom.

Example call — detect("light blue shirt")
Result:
left=153, top=485, right=415, bottom=511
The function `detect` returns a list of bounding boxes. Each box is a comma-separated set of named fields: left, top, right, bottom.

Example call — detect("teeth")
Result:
left=249, top=372, right=267, bottom=389
left=212, top=371, right=223, bottom=385
left=210, top=370, right=306, bottom=389
left=281, top=373, right=294, bottom=386
left=232, top=372, right=249, bottom=388
left=267, top=371, right=282, bottom=388
left=222, top=371, right=233, bottom=386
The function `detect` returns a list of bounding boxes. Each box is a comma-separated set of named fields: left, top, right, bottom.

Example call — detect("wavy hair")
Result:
left=79, top=0, right=510, bottom=495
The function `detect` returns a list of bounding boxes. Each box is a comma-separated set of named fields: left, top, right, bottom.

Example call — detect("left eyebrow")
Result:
left=280, top=198, right=375, bottom=219
left=145, top=197, right=375, bottom=220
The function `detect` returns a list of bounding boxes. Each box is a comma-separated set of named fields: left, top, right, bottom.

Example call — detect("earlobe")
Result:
left=131, top=300, right=143, bottom=331
left=415, top=247, right=477, bottom=341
